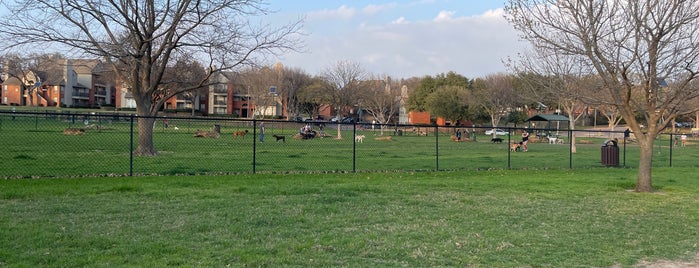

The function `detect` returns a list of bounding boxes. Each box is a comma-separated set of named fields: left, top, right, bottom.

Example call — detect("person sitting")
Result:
left=603, top=138, right=618, bottom=147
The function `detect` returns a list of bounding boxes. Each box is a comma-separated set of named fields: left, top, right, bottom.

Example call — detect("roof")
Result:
left=526, top=114, right=570, bottom=122
left=71, top=59, right=101, bottom=74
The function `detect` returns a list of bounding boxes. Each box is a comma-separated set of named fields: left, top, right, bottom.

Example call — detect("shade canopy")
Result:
left=525, top=114, right=570, bottom=122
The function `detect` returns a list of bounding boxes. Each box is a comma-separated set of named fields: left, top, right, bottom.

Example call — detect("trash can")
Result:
left=601, top=145, right=619, bottom=166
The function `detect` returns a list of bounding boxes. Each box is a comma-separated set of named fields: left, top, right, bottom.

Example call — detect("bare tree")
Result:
left=511, top=51, right=593, bottom=152
left=240, top=65, right=284, bottom=119
left=506, top=0, right=699, bottom=192
left=321, top=60, right=366, bottom=139
left=471, top=74, right=519, bottom=138
left=361, top=75, right=402, bottom=135
left=280, top=67, right=313, bottom=120
left=0, top=0, right=302, bottom=155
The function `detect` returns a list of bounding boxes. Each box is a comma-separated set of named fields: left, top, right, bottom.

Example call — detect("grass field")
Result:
left=2, top=111, right=698, bottom=179
left=2, top=168, right=699, bottom=266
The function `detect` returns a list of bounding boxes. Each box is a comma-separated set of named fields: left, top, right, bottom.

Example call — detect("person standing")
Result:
left=259, top=122, right=265, bottom=143
left=521, top=129, right=529, bottom=152
left=681, top=134, right=688, bottom=147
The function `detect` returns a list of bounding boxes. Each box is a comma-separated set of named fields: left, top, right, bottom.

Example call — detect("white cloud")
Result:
left=391, top=17, right=409, bottom=24
left=307, top=5, right=357, bottom=20
left=433, top=10, right=456, bottom=22
left=362, top=3, right=398, bottom=15
left=274, top=7, right=529, bottom=79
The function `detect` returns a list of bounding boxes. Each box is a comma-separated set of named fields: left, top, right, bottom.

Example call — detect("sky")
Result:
left=263, top=0, right=529, bottom=79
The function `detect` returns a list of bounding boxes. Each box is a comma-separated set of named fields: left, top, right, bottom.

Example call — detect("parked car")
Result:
left=485, top=129, right=508, bottom=135
left=341, top=117, right=357, bottom=124
left=675, top=122, right=692, bottom=128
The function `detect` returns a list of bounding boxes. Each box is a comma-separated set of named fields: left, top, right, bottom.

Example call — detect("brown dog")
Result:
left=63, top=128, right=85, bottom=135
left=510, top=142, right=521, bottom=152
left=233, top=130, right=249, bottom=139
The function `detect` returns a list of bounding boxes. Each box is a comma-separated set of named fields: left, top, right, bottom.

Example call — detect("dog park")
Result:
left=2, top=111, right=698, bottom=178
left=3, top=111, right=699, bottom=266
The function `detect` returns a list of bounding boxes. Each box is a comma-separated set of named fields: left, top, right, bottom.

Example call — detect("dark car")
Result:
left=341, top=117, right=357, bottom=124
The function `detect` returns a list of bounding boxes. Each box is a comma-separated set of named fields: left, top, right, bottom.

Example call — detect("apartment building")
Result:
left=1, top=58, right=115, bottom=108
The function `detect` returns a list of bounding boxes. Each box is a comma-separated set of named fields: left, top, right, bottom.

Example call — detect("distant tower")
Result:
left=384, top=75, right=391, bottom=94
left=273, top=62, right=284, bottom=74
left=399, top=85, right=409, bottom=124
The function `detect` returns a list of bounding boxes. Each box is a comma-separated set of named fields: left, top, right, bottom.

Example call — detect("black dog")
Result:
left=273, top=134, right=285, bottom=143
left=491, top=137, right=503, bottom=143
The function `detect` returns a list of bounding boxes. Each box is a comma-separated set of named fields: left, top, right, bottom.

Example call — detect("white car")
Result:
left=485, top=129, right=508, bottom=135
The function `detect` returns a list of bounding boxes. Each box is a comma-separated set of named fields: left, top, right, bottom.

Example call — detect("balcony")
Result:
left=212, top=88, right=228, bottom=94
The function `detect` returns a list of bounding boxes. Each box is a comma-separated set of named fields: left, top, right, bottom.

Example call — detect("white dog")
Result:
left=547, top=136, right=558, bottom=144
left=355, top=134, right=366, bottom=143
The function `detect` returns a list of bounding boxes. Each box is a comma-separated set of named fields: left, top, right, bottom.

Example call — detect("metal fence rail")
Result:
left=1, top=111, right=696, bottom=179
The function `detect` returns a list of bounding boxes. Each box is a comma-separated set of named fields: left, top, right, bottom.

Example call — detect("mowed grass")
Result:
left=3, top=113, right=699, bottom=178
left=2, top=168, right=699, bottom=267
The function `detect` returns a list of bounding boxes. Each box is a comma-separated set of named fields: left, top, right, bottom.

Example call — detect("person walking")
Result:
left=259, top=122, right=265, bottom=143
left=521, top=129, right=529, bottom=152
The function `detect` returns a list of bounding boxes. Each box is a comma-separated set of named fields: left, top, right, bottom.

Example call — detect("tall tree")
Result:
left=0, top=0, right=301, bottom=155
left=321, top=60, right=366, bottom=139
left=506, top=0, right=699, bottom=192
left=406, top=71, right=469, bottom=113
left=280, top=67, right=313, bottom=120
left=511, top=51, right=593, bottom=153
left=240, top=65, right=284, bottom=119
left=471, top=74, right=519, bottom=138
left=424, top=85, right=469, bottom=126
left=361, top=75, right=403, bottom=135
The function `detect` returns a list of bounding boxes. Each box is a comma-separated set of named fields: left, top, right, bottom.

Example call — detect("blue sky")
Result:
left=263, top=0, right=528, bottom=79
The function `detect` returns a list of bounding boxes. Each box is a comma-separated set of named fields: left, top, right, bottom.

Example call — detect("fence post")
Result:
left=352, top=123, right=357, bottom=173
left=129, top=114, right=134, bottom=176
left=252, top=119, right=257, bottom=174
left=435, top=124, right=439, bottom=171
left=669, top=133, right=674, bottom=167
left=507, top=127, right=512, bottom=170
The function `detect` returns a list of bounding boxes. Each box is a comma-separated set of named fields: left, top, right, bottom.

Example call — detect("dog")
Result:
left=547, top=136, right=559, bottom=144
left=355, top=134, right=366, bottom=143
left=491, top=137, right=503, bottom=143
left=194, top=130, right=220, bottom=138
left=233, top=130, right=249, bottom=139
left=510, top=142, right=522, bottom=152
left=273, top=134, right=285, bottom=143
left=63, top=128, right=85, bottom=135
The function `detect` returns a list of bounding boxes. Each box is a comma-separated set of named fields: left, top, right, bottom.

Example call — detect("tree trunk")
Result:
left=134, top=116, right=158, bottom=156
left=635, top=138, right=654, bottom=192
left=569, top=118, right=577, bottom=153
left=336, top=122, right=342, bottom=139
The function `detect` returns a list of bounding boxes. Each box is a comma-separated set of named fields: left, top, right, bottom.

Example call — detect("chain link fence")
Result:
left=1, top=111, right=696, bottom=178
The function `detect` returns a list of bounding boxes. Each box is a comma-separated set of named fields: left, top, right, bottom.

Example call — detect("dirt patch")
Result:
left=632, top=260, right=699, bottom=267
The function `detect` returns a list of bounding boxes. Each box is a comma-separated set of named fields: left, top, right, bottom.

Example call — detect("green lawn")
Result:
left=2, top=168, right=699, bottom=266
left=2, top=112, right=698, bottom=179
